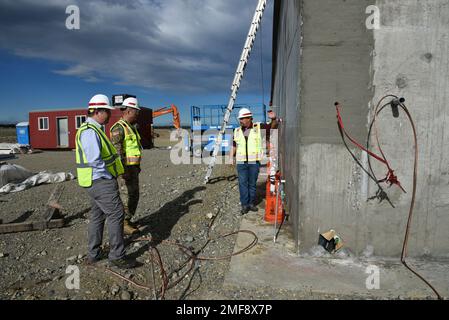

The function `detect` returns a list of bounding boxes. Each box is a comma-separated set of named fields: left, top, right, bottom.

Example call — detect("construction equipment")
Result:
left=152, top=104, right=182, bottom=143
left=204, top=0, right=268, bottom=183
left=152, top=104, right=181, bottom=130
left=264, top=123, right=286, bottom=242
left=187, top=104, right=266, bottom=158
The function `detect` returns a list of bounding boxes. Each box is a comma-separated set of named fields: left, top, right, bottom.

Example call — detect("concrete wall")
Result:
left=369, top=0, right=449, bottom=257
left=271, top=0, right=302, bottom=245
left=272, top=0, right=449, bottom=258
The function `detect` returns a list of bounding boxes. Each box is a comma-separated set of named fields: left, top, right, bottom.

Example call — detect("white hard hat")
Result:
left=122, top=97, right=140, bottom=110
left=88, top=94, right=114, bottom=110
left=238, top=108, right=253, bottom=119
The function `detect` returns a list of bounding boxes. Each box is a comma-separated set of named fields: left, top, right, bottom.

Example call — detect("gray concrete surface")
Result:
left=300, top=0, right=373, bottom=145
left=224, top=210, right=449, bottom=299
left=271, top=0, right=302, bottom=253
left=271, top=0, right=449, bottom=258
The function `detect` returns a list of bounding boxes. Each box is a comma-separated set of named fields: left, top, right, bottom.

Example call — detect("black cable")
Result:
left=366, top=103, right=389, bottom=183
left=337, top=110, right=395, bottom=207
left=366, top=103, right=396, bottom=207
left=337, top=122, right=378, bottom=183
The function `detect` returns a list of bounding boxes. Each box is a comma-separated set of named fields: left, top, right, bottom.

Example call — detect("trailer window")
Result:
left=38, top=117, right=49, bottom=131
left=76, top=115, right=87, bottom=129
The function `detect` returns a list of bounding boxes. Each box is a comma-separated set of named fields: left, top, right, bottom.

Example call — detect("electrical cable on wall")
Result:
left=335, top=96, right=442, bottom=300
left=335, top=101, right=406, bottom=207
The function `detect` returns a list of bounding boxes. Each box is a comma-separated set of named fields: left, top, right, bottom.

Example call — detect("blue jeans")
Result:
left=237, top=162, right=260, bottom=207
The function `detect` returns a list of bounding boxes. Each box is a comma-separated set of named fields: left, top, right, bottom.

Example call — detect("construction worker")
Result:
left=231, top=108, right=278, bottom=215
left=75, top=94, right=137, bottom=269
left=110, top=97, right=142, bottom=235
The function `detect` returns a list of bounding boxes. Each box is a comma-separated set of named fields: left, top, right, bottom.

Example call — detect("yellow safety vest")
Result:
left=110, top=119, right=142, bottom=166
left=75, top=123, right=124, bottom=188
left=234, top=123, right=263, bottom=162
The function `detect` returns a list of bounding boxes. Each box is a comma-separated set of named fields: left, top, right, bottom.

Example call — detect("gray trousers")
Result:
left=86, top=178, right=125, bottom=261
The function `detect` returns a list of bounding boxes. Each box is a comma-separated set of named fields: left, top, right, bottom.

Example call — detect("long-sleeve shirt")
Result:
left=79, top=117, right=113, bottom=181
left=110, top=121, right=127, bottom=166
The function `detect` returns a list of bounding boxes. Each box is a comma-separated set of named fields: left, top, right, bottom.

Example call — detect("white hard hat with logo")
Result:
left=88, top=94, right=115, bottom=110
left=238, top=108, right=253, bottom=119
left=122, top=97, right=141, bottom=110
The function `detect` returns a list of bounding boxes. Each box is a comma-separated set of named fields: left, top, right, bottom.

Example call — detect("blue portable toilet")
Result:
left=16, top=122, right=30, bottom=145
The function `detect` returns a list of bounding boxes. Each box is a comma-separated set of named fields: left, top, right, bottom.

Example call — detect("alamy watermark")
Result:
left=66, top=5, right=80, bottom=30
left=64, top=4, right=378, bottom=31
left=365, top=265, right=380, bottom=290
left=65, top=265, right=80, bottom=290
left=366, top=5, right=380, bottom=30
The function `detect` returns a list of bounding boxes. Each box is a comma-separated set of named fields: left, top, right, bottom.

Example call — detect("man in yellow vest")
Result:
left=232, top=108, right=278, bottom=215
left=110, top=97, right=142, bottom=235
left=75, top=94, right=137, bottom=269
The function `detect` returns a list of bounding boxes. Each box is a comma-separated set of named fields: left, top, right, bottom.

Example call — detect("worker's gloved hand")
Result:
left=267, top=110, right=277, bottom=119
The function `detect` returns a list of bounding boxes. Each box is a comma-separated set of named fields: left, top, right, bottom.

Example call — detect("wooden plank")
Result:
left=44, top=184, right=65, bottom=221
left=0, top=219, right=65, bottom=234
left=0, top=184, right=66, bottom=234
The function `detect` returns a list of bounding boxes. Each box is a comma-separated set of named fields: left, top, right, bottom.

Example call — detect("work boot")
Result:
left=84, top=256, right=101, bottom=266
left=240, top=206, right=249, bottom=215
left=248, top=205, right=258, bottom=212
left=124, top=220, right=139, bottom=235
left=109, top=257, right=138, bottom=269
left=84, top=249, right=106, bottom=266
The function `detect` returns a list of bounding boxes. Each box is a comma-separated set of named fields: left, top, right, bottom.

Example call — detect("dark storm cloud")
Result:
left=0, top=0, right=272, bottom=93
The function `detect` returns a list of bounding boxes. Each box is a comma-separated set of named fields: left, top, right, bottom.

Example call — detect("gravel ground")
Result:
left=1, top=130, right=356, bottom=301
left=0, top=138, right=263, bottom=300
left=2, top=133, right=439, bottom=301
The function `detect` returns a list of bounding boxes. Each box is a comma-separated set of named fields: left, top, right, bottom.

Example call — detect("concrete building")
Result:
left=271, top=0, right=449, bottom=258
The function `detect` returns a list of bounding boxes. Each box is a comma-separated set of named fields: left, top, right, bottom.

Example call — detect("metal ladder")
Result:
left=204, top=0, right=268, bottom=184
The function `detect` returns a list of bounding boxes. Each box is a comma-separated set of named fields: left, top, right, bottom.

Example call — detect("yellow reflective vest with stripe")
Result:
left=233, top=123, right=263, bottom=162
left=110, top=119, right=143, bottom=166
left=75, top=123, right=124, bottom=188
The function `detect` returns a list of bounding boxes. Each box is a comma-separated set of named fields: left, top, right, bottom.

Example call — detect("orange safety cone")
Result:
left=264, top=171, right=284, bottom=224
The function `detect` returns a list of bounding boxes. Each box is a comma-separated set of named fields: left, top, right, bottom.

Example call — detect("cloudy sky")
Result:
left=0, top=0, right=273, bottom=125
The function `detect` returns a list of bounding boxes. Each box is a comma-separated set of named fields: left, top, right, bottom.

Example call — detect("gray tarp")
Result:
left=0, top=162, right=75, bottom=194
